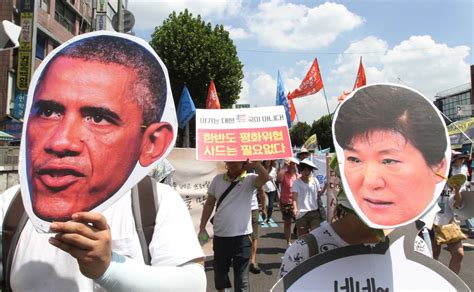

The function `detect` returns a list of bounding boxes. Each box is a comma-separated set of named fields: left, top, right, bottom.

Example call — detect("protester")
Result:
left=277, top=157, right=300, bottom=246
left=296, top=147, right=311, bottom=162
left=198, top=160, right=269, bottom=292
left=280, top=202, right=435, bottom=278
left=292, top=159, right=324, bottom=237
left=261, top=160, right=278, bottom=224
left=1, top=32, right=206, bottom=291
left=334, top=84, right=448, bottom=228
left=281, top=84, right=450, bottom=279
left=432, top=151, right=467, bottom=274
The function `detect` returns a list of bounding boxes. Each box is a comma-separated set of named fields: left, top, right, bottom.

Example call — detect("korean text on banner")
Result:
left=196, top=106, right=293, bottom=161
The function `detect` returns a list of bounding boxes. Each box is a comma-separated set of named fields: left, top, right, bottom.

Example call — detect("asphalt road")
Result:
left=204, top=207, right=474, bottom=291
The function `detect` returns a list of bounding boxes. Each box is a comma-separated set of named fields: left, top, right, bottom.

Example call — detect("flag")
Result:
left=288, top=58, right=324, bottom=99
left=339, top=57, right=367, bottom=102
left=177, top=85, right=196, bottom=129
left=289, top=96, right=296, bottom=124
left=275, top=71, right=292, bottom=128
left=353, top=56, right=366, bottom=90
left=338, top=91, right=350, bottom=102
left=303, top=134, right=318, bottom=151
left=206, top=80, right=221, bottom=109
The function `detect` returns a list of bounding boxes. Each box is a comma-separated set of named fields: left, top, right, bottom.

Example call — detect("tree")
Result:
left=290, top=122, right=311, bottom=147
left=311, top=114, right=334, bottom=151
left=150, top=10, right=244, bottom=110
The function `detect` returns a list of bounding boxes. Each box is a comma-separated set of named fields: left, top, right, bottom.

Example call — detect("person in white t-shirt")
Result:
left=1, top=182, right=206, bottom=291
left=262, top=160, right=278, bottom=224
left=1, top=32, right=206, bottom=292
left=199, top=160, right=269, bottom=292
left=292, top=159, right=324, bottom=237
left=432, top=152, right=467, bottom=274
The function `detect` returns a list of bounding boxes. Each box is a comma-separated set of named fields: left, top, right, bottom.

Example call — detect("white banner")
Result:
left=167, top=148, right=225, bottom=256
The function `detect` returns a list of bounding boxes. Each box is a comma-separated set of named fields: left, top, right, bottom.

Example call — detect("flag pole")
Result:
left=184, top=124, right=190, bottom=148
left=321, top=86, right=331, bottom=117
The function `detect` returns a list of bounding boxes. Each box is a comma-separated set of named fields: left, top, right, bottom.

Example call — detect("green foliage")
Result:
left=149, top=9, right=244, bottom=109
left=290, top=122, right=311, bottom=147
left=310, top=114, right=334, bottom=151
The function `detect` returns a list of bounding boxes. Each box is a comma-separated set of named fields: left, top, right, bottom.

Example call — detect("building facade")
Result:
left=434, top=65, right=474, bottom=124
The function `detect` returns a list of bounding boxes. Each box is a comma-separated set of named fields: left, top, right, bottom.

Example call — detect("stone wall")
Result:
left=0, top=166, right=19, bottom=192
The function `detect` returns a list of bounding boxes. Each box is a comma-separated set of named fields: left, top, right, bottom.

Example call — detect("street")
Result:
left=204, top=207, right=474, bottom=291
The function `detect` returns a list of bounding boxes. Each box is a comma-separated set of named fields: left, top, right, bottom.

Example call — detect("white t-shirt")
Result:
left=251, top=189, right=259, bottom=211
left=291, top=177, right=321, bottom=219
left=1, top=183, right=204, bottom=291
left=263, top=167, right=277, bottom=193
left=208, top=173, right=257, bottom=237
left=451, top=164, right=469, bottom=191
left=279, top=221, right=432, bottom=278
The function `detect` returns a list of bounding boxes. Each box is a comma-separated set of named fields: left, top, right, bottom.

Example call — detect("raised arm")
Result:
left=251, top=160, right=270, bottom=188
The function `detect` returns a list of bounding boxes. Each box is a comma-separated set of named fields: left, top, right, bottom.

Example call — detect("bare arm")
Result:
left=292, top=191, right=298, bottom=216
left=453, top=185, right=463, bottom=209
left=259, top=186, right=267, bottom=219
left=252, top=161, right=270, bottom=188
left=199, top=194, right=216, bottom=234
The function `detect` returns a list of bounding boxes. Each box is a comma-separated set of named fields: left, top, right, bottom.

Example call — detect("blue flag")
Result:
left=177, top=85, right=196, bottom=129
left=275, top=71, right=292, bottom=128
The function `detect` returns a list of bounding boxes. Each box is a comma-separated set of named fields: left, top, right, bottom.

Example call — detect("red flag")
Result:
left=338, top=91, right=350, bottom=102
left=288, top=58, right=324, bottom=99
left=288, top=95, right=296, bottom=123
left=206, top=80, right=221, bottom=109
left=353, top=57, right=366, bottom=90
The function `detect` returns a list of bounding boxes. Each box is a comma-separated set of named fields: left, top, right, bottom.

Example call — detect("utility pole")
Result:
left=117, top=0, right=124, bottom=33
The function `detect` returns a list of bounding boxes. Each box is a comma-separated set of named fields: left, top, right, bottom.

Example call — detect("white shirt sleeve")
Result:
left=96, top=252, right=206, bottom=291
left=96, top=183, right=206, bottom=291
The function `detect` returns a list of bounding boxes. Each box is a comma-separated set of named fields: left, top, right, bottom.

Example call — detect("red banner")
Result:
left=206, top=80, right=221, bottom=109
left=289, top=97, right=296, bottom=123
left=353, top=57, right=367, bottom=90
left=288, top=58, right=324, bottom=99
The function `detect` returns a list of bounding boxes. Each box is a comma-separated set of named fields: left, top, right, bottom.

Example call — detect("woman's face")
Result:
left=342, top=130, right=446, bottom=227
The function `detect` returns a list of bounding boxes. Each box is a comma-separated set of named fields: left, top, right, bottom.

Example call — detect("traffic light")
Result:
left=0, top=20, right=21, bottom=51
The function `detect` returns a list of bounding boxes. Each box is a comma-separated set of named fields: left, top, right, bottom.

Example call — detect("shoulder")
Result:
left=1, top=184, right=21, bottom=211
left=280, top=237, right=310, bottom=278
left=155, top=182, right=184, bottom=206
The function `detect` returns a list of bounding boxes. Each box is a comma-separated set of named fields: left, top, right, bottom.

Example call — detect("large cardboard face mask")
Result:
left=19, top=32, right=177, bottom=232
left=332, top=83, right=450, bottom=229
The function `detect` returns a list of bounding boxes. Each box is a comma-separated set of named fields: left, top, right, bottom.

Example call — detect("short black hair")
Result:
left=35, top=34, right=167, bottom=126
left=334, top=84, right=447, bottom=166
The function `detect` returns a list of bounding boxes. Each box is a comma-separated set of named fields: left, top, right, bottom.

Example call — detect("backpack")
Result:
left=2, top=175, right=159, bottom=292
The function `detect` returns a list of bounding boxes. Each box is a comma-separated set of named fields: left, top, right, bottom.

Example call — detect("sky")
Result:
left=127, top=0, right=473, bottom=124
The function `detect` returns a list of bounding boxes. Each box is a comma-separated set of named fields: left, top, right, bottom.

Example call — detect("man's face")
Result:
left=27, top=57, right=145, bottom=221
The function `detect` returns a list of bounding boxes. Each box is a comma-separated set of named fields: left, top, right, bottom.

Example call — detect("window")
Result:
left=40, top=0, right=49, bottom=12
left=55, top=0, right=75, bottom=33
left=36, top=31, right=47, bottom=60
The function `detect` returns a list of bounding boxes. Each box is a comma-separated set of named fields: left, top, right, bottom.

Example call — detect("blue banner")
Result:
left=275, top=71, right=291, bottom=128
left=14, top=91, right=27, bottom=119
left=177, top=85, right=196, bottom=129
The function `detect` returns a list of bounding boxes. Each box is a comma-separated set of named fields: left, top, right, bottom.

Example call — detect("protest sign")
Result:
left=196, top=106, right=293, bottom=161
